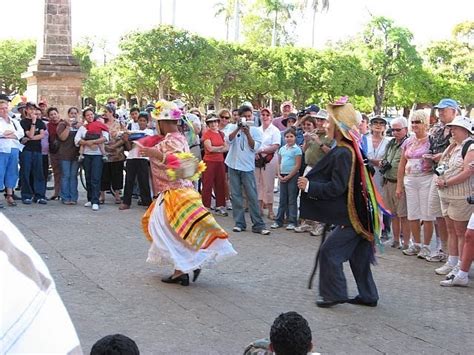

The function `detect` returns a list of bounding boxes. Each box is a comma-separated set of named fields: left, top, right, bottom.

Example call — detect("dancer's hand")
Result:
left=297, top=176, right=308, bottom=191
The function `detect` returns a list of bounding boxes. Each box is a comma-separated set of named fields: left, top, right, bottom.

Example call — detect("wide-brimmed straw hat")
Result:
left=327, top=96, right=359, bottom=141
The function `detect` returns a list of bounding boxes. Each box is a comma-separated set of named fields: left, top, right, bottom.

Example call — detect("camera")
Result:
left=297, top=108, right=309, bottom=118
left=379, top=159, right=392, bottom=175
left=238, top=117, right=248, bottom=128
left=467, top=196, right=474, bottom=204
left=434, top=164, right=448, bottom=176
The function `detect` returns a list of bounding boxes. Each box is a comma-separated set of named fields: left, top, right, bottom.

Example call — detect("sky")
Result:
left=1, top=0, right=472, bottom=61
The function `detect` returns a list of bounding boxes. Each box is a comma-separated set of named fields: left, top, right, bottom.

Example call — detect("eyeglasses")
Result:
left=411, top=120, right=423, bottom=125
left=220, top=116, right=230, bottom=119
left=391, top=128, right=404, bottom=132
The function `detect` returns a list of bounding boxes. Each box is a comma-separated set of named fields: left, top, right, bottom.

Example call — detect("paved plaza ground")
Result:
left=4, top=191, right=474, bottom=354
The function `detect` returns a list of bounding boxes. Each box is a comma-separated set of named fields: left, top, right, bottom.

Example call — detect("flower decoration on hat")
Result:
left=165, top=152, right=207, bottom=181
left=152, top=100, right=182, bottom=121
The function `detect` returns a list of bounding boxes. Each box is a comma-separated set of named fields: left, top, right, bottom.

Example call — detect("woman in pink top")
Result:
left=397, top=110, right=435, bottom=258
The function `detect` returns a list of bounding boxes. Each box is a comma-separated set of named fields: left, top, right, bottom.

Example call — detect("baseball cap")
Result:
left=26, top=102, right=41, bottom=110
left=370, top=115, right=387, bottom=124
left=306, top=104, right=320, bottom=114
left=434, top=98, right=459, bottom=110
left=446, top=116, right=472, bottom=134
left=314, top=109, right=328, bottom=120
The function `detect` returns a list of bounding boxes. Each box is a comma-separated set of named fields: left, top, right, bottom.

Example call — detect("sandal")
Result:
left=267, top=212, right=275, bottom=220
left=50, top=195, right=60, bottom=201
left=5, top=194, right=17, bottom=207
left=99, top=199, right=105, bottom=205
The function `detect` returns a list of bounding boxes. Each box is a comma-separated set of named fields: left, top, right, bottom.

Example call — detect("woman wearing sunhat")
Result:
left=140, top=100, right=236, bottom=286
left=435, top=116, right=474, bottom=285
left=298, top=97, right=384, bottom=308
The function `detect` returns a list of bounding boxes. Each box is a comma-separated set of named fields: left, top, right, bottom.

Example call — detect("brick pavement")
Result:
left=3, top=193, right=473, bottom=354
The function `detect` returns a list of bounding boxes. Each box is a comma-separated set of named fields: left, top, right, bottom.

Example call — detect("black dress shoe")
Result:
left=161, top=274, right=189, bottom=286
left=347, top=296, right=377, bottom=307
left=192, top=269, right=201, bottom=282
left=316, top=299, right=346, bottom=308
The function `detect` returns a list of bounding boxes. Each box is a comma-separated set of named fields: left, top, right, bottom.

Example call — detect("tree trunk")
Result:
left=373, top=80, right=385, bottom=115
left=311, top=10, right=316, bottom=47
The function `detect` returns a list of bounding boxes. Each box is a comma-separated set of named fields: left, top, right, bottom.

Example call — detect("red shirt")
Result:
left=202, top=130, right=225, bottom=162
left=86, top=120, right=109, bottom=135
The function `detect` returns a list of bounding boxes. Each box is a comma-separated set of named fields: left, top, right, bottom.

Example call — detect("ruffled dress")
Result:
left=142, top=132, right=237, bottom=273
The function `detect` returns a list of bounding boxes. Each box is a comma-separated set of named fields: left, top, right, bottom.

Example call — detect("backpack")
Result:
left=461, top=139, right=474, bottom=159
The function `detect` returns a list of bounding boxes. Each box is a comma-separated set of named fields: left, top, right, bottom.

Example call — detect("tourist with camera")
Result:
left=433, top=116, right=474, bottom=281
left=396, top=110, right=435, bottom=258
left=380, top=117, right=410, bottom=249
left=225, top=105, right=270, bottom=235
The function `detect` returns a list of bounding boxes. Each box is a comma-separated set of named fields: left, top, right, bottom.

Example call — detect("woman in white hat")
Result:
left=434, top=116, right=474, bottom=284
left=139, top=101, right=236, bottom=286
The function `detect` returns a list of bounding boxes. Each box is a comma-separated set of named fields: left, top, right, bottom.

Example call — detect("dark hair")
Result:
left=90, top=334, right=139, bottom=355
left=284, top=127, right=297, bottom=137
left=138, top=112, right=149, bottom=121
left=82, top=108, right=94, bottom=118
left=46, top=107, right=59, bottom=116
left=238, top=105, right=252, bottom=117
left=104, top=104, right=116, bottom=115
left=361, top=113, right=369, bottom=123
left=67, top=106, right=79, bottom=114
left=270, top=312, right=312, bottom=355
left=301, top=116, right=316, bottom=127
left=232, top=108, right=239, bottom=115
left=130, top=107, right=140, bottom=114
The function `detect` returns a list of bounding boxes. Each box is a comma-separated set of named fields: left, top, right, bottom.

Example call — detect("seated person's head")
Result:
left=90, top=334, right=139, bottom=355
left=269, top=312, right=312, bottom=355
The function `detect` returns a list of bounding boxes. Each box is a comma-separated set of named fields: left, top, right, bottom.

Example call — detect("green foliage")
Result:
left=72, top=44, right=94, bottom=75
left=0, top=39, right=35, bottom=94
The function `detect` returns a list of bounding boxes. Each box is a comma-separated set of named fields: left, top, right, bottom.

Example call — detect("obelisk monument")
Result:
left=22, top=0, right=84, bottom=116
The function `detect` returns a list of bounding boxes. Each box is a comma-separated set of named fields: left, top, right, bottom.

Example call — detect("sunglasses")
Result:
left=411, top=120, right=423, bottom=125
left=220, top=116, right=230, bottom=119
left=391, top=128, right=404, bottom=132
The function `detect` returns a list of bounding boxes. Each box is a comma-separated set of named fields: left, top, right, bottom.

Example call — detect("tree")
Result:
left=298, top=0, right=329, bottom=47
left=452, top=20, right=474, bottom=48
left=214, top=0, right=243, bottom=41
left=356, top=17, right=421, bottom=114
left=0, top=39, right=35, bottom=95
left=242, top=0, right=296, bottom=46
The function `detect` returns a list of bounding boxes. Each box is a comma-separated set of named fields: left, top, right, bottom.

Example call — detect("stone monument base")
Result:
left=22, top=55, right=84, bottom=117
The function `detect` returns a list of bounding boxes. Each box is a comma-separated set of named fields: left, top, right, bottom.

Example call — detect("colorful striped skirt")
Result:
left=142, top=188, right=237, bottom=273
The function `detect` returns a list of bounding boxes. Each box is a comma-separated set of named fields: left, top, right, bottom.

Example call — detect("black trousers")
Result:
left=319, top=226, right=379, bottom=302
left=122, top=159, right=151, bottom=206
left=101, top=161, right=124, bottom=192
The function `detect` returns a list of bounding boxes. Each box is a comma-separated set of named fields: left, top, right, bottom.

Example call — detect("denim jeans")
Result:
left=0, top=149, right=19, bottom=190
left=83, top=155, right=103, bottom=205
left=228, top=167, right=266, bottom=232
left=275, top=174, right=298, bottom=225
left=60, top=160, right=79, bottom=202
left=19, top=150, right=45, bottom=200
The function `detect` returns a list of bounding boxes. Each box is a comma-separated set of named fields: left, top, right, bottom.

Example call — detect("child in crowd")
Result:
left=119, top=112, right=154, bottom=210
left=272, top=127, right=302, bottom=230
left=78, top=117, right=109, bottom=162
left=90, top=334, right=140, bottom=355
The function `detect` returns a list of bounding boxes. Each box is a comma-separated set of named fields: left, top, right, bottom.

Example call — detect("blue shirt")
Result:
left=279, top=144, right=302, bottom=174
left=225, top=124, right=262, bottom=172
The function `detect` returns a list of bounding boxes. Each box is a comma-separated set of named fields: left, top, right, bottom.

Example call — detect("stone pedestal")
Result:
left=22, top=0, right=84, bottom=117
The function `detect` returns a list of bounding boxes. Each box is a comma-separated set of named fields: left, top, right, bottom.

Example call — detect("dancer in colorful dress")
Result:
left=139, top=100, right=237, bottom=286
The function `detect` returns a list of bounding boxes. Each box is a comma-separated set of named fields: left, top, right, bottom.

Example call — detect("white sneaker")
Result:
left=294, top=223, right=312, bottom=233
left=440, top=274, right=468, bottom=287
left=417, top=246, right=431, bottom=259
left=310, top=223, right=325, bottom=236
left=435, top=262, right=454, bottom=275
left=426, top=250, right=448, bottom=263
left=286, top=224, right=296, bottom=230
left=402, top=244, right=421, bottom=256
left=92, top=203, right=99, bottom=211
left=445, top=265, right=460, bottom=280
left=84, top=201, right=92, bottom=207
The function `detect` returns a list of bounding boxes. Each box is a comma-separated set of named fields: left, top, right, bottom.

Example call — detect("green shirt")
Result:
left=304, top=133, right=333, bottom=167
left=381, top=137, right=406, bottom=180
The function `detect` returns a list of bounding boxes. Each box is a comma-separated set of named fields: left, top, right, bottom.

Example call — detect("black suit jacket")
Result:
left=299, top=145, right=352, bottom=226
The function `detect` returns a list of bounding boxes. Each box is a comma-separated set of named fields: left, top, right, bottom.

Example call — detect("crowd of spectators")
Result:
left=0, top=94, right=472, bottom=287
